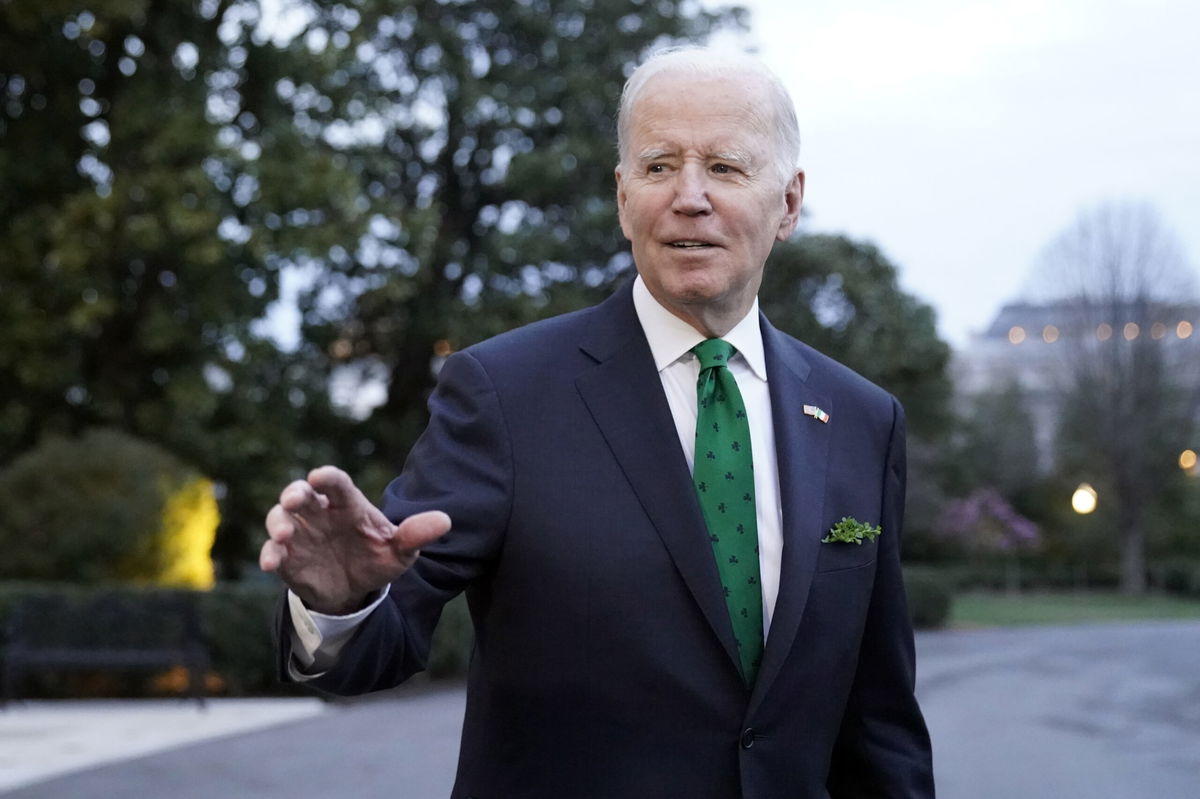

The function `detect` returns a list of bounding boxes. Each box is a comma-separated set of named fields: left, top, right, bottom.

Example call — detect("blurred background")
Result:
left=0, top=0, right=1197, bottom=727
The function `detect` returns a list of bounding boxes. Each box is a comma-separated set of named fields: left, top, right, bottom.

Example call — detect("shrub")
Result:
left=0, top=429, right=217, bottom=585
left=1149, top=559, right=1200, bottom=597
left=904, top=567, right=953, bottom=629
left=427, top=593, right=472, bottom=679
left=0, top=579, right=474, bottom=698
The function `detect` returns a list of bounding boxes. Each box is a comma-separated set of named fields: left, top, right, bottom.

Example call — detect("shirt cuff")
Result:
left=286, top=586, right=389, bottom=680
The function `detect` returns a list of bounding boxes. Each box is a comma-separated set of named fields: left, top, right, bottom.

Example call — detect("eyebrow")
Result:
left=712, top=149, right=755, bottom=167
left=636, top=147, right=673, bottom=163
left=635, top=147, right=758, bottom=168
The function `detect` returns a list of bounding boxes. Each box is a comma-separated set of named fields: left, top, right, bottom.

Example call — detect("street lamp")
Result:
left=1071, top=483, right=1098, bottom=514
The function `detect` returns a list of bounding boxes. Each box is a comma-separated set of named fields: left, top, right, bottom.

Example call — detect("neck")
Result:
left=662, top=297, right=754, bottom=339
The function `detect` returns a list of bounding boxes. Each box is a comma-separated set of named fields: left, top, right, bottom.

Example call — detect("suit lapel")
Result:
left=574, top=284, right=743, bottom=674
left=750, top=318, right=833, bottom=710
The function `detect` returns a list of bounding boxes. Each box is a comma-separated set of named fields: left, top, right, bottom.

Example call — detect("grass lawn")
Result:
left=950, top=591, right=1200, bottom=628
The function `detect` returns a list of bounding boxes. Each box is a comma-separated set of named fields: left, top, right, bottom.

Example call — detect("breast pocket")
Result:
left=814, top=538, right=878, bottom=573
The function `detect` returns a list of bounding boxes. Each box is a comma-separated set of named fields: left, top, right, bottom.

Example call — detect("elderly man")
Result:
left=262, top=47, right=935, bottom=798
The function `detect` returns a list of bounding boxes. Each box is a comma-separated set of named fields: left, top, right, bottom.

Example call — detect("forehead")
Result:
left=626, top=72, right=774, bottom=153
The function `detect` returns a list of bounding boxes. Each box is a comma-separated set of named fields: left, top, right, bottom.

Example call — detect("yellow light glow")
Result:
left=1043, top=325, right=1059, bottom=343
left=1179, top=321, right=1195, bottom=339
left=1151, top=323, right=1167, bottom=340
left=1008, top=326, right=1026, bottom=344
left=1123, top=323, right=1139, bottom=340
left=1096, top=323, right=1113, bottom=341
left=1071, top=483, right=1098, bottom=515
left=1182, top=450, right=1198, bottom=471
left=157, top=477, right=219, bottom=588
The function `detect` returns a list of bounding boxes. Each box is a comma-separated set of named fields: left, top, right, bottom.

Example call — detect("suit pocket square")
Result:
left=821, top=517, right=881, bottom=545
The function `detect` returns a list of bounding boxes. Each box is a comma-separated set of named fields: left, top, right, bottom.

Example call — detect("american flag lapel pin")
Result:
left=803, top=404, right=830, bottom=424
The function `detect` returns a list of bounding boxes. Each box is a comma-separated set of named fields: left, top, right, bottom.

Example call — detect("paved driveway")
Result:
left=3, top=621, right=1198, bottom=798
left=919, top=621, right=1200, bottom=798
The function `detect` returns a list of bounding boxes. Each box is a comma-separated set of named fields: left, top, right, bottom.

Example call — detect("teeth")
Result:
left=671, top=241, right=710, bottom=248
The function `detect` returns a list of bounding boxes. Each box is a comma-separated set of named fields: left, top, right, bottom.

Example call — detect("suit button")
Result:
left=741, top=727, right=756, bottom=749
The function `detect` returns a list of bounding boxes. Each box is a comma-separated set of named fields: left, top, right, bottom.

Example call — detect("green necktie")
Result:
left=691, top=339, right=763, bottom=685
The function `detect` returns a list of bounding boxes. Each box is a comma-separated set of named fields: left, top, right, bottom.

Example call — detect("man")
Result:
left=261, top=47, right=935, bottom=798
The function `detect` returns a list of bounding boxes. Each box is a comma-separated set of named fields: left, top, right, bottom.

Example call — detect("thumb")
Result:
left=392, top=510, right=452, bottom=552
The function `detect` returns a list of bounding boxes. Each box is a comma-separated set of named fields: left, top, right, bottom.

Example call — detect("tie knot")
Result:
left=692, top=339, right=736, bottom=370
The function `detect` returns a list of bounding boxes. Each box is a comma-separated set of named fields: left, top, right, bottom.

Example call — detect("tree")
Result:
left=1032, top=201, right=1200, bottom=593
left=944, top=380, right=1041, bottom=498
left=2, top=1, right=746, bottom=568
left=937, top=488, right=1041, bottom=593
left=758, top=235, right=953, bottom=439
left=0, top=1, right=363, bottom=572
left=269, top=0, right=747, bottom=479
left=757, top=234, right=955, bottom=552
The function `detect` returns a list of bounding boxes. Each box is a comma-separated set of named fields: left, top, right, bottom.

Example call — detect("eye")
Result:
left=647, top=163, right=667, bottom=174
left=711, top=163, right=734, bottom=175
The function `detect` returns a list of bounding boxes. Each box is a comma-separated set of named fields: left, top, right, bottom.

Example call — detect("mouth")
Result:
left=667, top=240, right=717, bottom=250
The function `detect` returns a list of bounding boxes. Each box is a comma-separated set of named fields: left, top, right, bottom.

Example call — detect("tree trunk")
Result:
left=1117, top=508, right=1147, bottom=594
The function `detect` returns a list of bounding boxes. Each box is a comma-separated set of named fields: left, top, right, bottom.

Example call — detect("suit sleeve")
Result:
left=827, top=397, right=936, bottom=797
left=276, top=349, right=513, bottom=696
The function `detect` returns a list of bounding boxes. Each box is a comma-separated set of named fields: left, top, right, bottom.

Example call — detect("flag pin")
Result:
left=803, top=404, right=830, bottom=423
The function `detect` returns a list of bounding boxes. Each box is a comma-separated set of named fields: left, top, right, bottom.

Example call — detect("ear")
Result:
left=775, top=170, right=805, bottom=241
left=615, top=166, right=633, bottom=241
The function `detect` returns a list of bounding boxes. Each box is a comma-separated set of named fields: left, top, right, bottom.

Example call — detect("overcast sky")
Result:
left=707, top=0, right=1200, bottom=346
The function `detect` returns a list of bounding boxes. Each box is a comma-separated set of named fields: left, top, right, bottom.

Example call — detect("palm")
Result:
left=261, top=467, right=450, bottom=615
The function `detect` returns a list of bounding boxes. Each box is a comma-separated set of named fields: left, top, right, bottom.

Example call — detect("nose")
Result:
left=671, top=163, right=712, bottom=216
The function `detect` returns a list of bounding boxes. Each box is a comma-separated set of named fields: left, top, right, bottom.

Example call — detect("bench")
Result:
left=0, top=591, right=210, bottom=707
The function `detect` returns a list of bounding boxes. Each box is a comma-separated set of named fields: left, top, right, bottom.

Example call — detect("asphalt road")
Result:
left=6, top=621, right=1199, bottom=798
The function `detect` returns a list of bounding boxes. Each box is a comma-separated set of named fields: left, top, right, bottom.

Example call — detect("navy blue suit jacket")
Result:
left=289, top=280, right=934, bottom=798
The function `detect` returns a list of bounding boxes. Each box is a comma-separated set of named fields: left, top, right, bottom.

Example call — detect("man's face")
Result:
left=616, top=71, right=804, bottom=335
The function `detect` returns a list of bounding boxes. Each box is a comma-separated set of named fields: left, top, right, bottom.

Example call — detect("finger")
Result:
left=259, top=538, right=288, bottom=572
left=280, top=479, right=329, bottom=515
left=265, top=504, right=295, bottom=543
left=392, top=510, right=452, bottom=552
left=307, top=465, right=361, bottom=508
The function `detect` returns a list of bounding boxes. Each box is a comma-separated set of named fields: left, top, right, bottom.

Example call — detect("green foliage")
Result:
left=902, top=567, right=953, bottom=630
left=1148, top=559, right=1200, bottom=597
left=822, top=517, right=882, bottom=545
left=426, top=592, right=472, bottom=679
left=943, top=381, right=1041, bottom=499
left=950, top=590, right=1200, bottom=627
left=0, top=429, right=193, bottom=583
left=757, top=234, right=954, bottom=552
left=0, top=0, right=747, bottom=572
left=281, top=0, right=747, bottom=464
left=0, top=579, right=474, bottom=696
left=0, top=580, right=301, bottom=698
left=759, top=235, right=953, bottom=440
left=0, top=0, right=352, bottom=573
left=196, top=580, right=303, bottom=696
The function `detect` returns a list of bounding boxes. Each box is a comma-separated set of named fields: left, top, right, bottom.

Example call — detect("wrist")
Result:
left=305, top=590, right=375, bottom=617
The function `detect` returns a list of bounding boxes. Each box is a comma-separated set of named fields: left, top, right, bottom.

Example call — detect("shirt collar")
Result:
left=631, top=275, right=768, bottom=381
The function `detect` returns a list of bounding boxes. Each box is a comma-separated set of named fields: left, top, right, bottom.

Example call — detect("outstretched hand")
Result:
left=260, top=466, right=451, bottom=615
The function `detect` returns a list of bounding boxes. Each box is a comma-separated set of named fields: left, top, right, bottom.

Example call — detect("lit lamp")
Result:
left=1181, top=449, right=1198, bottom=475
left=1071, top=483, right=1098, bottom=514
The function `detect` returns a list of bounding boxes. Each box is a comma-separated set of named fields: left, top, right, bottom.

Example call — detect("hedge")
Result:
left=902, top=566, right=953, bottom=630
left=1, top=567, right=951, bottom=699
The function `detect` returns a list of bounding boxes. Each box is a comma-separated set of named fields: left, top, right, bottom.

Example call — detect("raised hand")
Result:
left=260, top=466, right=451, bottom=615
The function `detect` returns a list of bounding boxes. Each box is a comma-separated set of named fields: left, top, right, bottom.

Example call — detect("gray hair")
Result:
left=616, top=47, right=801, bottom=185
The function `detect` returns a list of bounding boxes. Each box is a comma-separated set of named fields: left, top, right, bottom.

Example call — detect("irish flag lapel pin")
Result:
left=803, top=404, right=830, bottom=424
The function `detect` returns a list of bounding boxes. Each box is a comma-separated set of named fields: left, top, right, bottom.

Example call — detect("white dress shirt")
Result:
left=630, top=276, right=783, bottom=635
left=289, top=276, right=784, bottom=676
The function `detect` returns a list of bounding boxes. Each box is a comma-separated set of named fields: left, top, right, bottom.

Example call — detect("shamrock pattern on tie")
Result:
left=691, top=339, right=763, bottom=685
